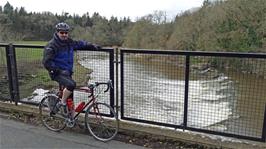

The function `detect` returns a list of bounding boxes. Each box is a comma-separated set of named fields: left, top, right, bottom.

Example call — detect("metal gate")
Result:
left=120, top=48, right=266, bottom=142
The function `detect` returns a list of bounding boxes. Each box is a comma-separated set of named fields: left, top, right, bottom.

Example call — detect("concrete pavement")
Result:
left=0, top=117, right=149, bottom=149
left=1, top=101, right=265, bottom=149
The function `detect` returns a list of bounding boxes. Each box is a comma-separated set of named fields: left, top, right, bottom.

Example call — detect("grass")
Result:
left=14, top=41, right=47, bottom=45
left=18, top=55, right=91, bottom=98
left=16, top=48, right=43, bottom=61
left=0, top=47, right=6, bottom=65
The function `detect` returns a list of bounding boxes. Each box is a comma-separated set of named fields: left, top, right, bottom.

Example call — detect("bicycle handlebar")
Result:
left=88, top=80, right=113, bottom=92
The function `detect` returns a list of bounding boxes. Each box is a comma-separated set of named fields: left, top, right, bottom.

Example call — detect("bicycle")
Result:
left=39, top=80, right=119, bottom=142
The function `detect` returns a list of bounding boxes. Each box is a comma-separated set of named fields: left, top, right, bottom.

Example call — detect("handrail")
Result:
left=120, top=48, right=266, bottom=58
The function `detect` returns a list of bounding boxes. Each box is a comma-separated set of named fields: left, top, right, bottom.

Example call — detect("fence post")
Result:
left=5, top=45, right=14, bottom=102
left=8, top=43, right=20, bottom=105
left=120, top=50, right=124, bottom=119
left=183, top=55, right=190, bottom=130
left=115, top=48, right=120, bottom=117
left=262, top=104, right=266, bottom=142
left=109, top=48, right=115, bottom=113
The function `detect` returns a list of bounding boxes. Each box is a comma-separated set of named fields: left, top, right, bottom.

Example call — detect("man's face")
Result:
left=57, top=31, right=69, bottom=40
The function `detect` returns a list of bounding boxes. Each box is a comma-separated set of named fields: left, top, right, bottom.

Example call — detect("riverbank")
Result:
left=0, top=101, right=265, bottom=149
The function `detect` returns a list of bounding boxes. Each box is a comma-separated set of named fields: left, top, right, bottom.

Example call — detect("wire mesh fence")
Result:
left=187, top=56, right=266, bottom=138
left=12, top=46, right=114, bottom=108
left=14, top=47, right=51, bottom=103
left=121, top=52, right=186, bottom=127
left=1, top=43, right=265, bottom=142
left=120, top=49, right=266, bottom=141
left=73, top=50, right=113, bottom=106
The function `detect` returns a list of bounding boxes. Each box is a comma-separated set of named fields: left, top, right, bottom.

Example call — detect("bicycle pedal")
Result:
left=65, top=118, right=75, bottom=128
left=49, top=111, right=56, bottom=116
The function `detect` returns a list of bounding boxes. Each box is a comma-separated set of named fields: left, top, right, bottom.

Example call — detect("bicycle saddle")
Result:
left=79, top=86, right=91, bottom=93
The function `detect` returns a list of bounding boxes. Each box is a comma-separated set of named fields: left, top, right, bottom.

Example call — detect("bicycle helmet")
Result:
left=55, top=22, right=70, bottom=32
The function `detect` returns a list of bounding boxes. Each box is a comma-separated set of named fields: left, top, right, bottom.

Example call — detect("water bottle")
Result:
left=75, top=101, right=85, bottom=112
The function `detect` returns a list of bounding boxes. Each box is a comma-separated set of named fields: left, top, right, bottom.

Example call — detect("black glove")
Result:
left=48, top=68, right=60, bottom=80
left=92, top=44, right=101, bottom=50
left=85, top=43, right=101, bottom=50
left=49, top=68, right=59, bottom=75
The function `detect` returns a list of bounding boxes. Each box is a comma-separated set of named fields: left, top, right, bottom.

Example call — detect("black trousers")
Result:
left=53, top=74, right=76, bottom=92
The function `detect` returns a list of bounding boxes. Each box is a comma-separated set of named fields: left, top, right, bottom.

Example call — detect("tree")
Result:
left=151, top=10, right=167, bottom=24
left=3, top=2, right=13, bottom=14
left=81, top=13, right=93, bottom=27
left=1, top=0, right=264, bottom=52
left=203, top=0, right=211, bottom=7
left=91, top=18, right=111, bottom=45
left=18, top=7, right=27, bottom=16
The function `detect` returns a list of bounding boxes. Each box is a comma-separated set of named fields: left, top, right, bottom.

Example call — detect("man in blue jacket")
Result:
left=43, top=22, right=100, bottom=116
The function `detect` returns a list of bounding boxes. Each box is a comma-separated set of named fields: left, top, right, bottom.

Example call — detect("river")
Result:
left=27, top=51, right=266, bottom=138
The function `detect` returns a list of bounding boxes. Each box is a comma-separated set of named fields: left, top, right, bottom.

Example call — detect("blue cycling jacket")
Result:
left=43, top=33, right=94, bottom=76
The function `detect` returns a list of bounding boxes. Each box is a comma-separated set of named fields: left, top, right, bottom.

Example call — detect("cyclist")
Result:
left=42, top=22, right=101, bottom=117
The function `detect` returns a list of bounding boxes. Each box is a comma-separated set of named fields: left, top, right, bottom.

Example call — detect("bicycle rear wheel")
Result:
left=39, top=94, right=66, bottom=131
left=85, top=102, right=119, bottom=142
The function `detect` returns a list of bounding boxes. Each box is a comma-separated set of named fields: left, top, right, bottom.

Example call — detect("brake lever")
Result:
left=109, top=80, right=113, bottom=89
left=104, top=80, right=113, bottom=92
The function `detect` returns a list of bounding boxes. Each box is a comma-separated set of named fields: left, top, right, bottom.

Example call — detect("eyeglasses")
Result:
left=59, top=31, right=68, bottom=35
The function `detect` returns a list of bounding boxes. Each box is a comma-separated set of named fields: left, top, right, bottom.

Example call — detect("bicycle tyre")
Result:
left=39, top=94, right=66, bottom=131
left=85, top=102, right=119, bottom=142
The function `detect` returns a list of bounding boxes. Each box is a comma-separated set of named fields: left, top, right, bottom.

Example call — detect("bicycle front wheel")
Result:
left=39, top=94, right=66, bottom=131
left=85, top=102, right=119, bottom=142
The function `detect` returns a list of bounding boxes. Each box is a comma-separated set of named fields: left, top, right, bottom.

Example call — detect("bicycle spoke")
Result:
left=85, top=102, right=118, bottom=142
left=39, top=95, right=66, bottom=131
left=90, top=122, right=116, bottom=139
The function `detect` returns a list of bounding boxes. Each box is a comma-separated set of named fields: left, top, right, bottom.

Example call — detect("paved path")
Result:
left=0, top=117, right=149, bottom=149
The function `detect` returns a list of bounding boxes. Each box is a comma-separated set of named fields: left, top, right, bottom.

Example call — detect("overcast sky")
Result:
left=0, top=0, right=204, bottom=20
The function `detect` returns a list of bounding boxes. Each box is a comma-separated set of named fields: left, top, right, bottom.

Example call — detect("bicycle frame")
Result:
left=73, top=87, right=96, bottom=120
left=58, top=80, right=113, bottom=120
